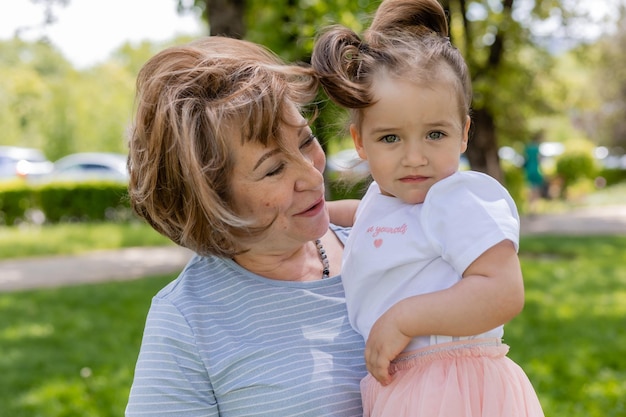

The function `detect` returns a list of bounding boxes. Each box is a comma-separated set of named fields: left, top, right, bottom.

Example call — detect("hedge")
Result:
left=0, top=181, right=130, bottom=226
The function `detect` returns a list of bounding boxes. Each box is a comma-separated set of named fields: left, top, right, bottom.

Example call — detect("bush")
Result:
left=0, top=181, right=131, bottom=225
left=555, top=151, right=598, bottom=197
left=0, top=182, right=37, bottom=225
left=502, top=163, right=527, bottom=213
left=38, top=182, right=130, bottom=223
left=597, top=168, right=626, bottom=187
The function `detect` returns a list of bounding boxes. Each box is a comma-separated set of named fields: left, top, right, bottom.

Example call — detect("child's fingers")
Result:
left=365, top=350, right=392, bottom=385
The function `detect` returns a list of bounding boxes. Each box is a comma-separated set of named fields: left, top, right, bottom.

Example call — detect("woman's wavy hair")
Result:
left=311, top=0, right=472, bottom=129
left=128, top=37, right=319, bottom=257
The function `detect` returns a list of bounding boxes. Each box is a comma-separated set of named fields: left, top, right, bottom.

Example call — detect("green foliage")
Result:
left=555, top=151, right=598, bottom=193
left=327, top=174, right=370, bottom=201
left=0, top=182, right=38, bottom=226
left=0, top=182, right=131, bottom=225
left=598, top=168, right=626, bottom=187
left=502, top=162, right=527, bottom=212
left=38, top=182, right=130, bottom=223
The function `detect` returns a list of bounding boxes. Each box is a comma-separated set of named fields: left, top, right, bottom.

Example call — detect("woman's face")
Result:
left=228, top=105, right=329, bottom=252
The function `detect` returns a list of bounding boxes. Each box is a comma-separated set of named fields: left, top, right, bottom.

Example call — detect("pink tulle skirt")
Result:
left=361, top=338, right=544, bottom=417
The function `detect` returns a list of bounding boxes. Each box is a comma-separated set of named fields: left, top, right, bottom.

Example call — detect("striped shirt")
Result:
left=126, top=226, right=367, bottom=416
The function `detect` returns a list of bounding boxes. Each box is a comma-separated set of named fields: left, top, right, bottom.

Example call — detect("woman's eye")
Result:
left=428, top=131, right=444, bottom=140
left=266, top=163, right=285, bottom=177
left=300, top=133, right=317, bottom=149
left=380, top=134, right=400, bottom=144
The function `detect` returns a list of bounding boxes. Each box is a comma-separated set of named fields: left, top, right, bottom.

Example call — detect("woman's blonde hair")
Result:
left=311, top=0, right=472, bottom=129
left=128, top=37, right=318, bottom=257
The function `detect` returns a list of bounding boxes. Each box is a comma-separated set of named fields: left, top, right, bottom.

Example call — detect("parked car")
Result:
left=0, top=146, right=53, bottom=182
left=44, top=152, right=129, bottom=183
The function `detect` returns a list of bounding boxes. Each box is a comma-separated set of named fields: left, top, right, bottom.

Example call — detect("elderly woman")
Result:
left=125, top=36, right=366, bottom=416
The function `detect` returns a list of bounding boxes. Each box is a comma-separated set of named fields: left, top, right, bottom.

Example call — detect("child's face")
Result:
left=351, top=75, right=470, bottom=204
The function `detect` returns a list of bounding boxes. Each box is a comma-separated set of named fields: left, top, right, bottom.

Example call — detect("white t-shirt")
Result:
left=342, top=171, right=520, bottom=352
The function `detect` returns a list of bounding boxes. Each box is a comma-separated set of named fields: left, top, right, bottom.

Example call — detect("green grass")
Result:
left=0, top=235, right=624, bottom=416
left=0, top=222, right=173, bottom=260
left=0, top=274, right=175, bottom=417
left=507, top=235, right=626, bottom=416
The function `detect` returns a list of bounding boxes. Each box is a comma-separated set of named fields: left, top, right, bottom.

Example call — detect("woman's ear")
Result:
left=350, top=124, right=367, bottom=160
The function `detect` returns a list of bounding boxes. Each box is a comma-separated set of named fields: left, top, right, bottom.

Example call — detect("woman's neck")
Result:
left=233, top=240, right=324, bottom=282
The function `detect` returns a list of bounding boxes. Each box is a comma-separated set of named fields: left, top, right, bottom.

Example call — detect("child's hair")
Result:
left=311, top=0, right=472, bottom=129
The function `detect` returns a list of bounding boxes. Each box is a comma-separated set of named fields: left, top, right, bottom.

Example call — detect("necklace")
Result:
left=315, top=239, right=330, bottom=279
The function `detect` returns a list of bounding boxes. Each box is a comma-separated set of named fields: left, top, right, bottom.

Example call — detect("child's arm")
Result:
left=327, top=199, right=360, bottom=227
left=365, top=239, right=524, bottom=385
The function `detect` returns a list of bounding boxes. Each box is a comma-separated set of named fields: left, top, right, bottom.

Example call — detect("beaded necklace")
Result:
left=314, top=239, right=330, bottom=279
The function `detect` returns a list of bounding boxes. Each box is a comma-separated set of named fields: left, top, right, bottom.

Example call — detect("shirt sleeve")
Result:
left=126, top=297, right=218, bottom=417
left=420, top=171, right=520, bottom=275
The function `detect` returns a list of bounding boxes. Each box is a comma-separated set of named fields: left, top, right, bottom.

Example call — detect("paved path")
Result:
left=1, top=204, right=625, bottom=292
left=0, top=245, right=194, bottom=292
left=520, top=204, right=626, bottom=236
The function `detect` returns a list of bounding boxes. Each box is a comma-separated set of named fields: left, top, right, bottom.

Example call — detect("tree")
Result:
left=439, top=0, right=567, bottom=182
left=593, top=4, right=626, bottom=150
left=179, top=0, right=601, bottom=183
left=178, top=0, right=245, bottom=37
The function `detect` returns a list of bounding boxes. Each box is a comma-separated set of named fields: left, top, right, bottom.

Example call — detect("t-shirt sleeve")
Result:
left=126, top=297, right=218, bottom=417
left=420, top=171, right=520, bottom=275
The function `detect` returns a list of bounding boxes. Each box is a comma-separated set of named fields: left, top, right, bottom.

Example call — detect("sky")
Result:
left=0, top=0, right=620, bottom=69
left=0, top=0, right=204, bottom=68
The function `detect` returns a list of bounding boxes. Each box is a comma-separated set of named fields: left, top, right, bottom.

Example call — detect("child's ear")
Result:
left=350, top=124, right=367, bottom=160
left=461, top=116, right=471, bottom=152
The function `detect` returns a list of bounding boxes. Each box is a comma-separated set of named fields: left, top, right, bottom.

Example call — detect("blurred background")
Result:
left=0, top=0, right=625, bottom=210
left=1, top=1, right=625, bottom=416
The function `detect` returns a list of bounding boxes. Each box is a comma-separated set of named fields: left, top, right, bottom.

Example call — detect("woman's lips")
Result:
left=296, top=197, right=325, bottom=217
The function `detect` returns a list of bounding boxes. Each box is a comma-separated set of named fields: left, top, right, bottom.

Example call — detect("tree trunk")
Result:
left=467, top=108, right=504, bottom=183
left=207, top=0, right=246, bottom=38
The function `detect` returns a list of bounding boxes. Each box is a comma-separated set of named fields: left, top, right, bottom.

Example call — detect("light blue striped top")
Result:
left=126, top=226, right=366, bottom=416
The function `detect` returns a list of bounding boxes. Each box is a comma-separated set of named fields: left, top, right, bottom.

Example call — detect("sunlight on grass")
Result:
left=1, top=322, right=54, bottom=340
left=0, top=222, right=172, bottom=260
left=0, top=274, right=174, bottom=417
left=507, top=235, right=626, bottom=417
left=0, top=235, right=624, bottom=416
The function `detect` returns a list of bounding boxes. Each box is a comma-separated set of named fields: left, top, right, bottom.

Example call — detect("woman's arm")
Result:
left=126, top=299, right=218, bottom=416
left=365, top=239, right=524, bottom=385
left=327, top=199, right=360, bottom=227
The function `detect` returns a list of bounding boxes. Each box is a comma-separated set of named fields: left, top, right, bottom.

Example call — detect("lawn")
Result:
left=0, top=235, right=625, bottom=416
left=0, top=222, right=173, bottom=260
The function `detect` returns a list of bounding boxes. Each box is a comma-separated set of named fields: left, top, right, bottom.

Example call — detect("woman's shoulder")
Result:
left=153, top=254, right=230, bottom=301
left=330, top=223, right=351, bottom=245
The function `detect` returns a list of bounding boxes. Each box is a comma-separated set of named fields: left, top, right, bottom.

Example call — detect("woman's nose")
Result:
left=295, top=154, right=324, bottom=191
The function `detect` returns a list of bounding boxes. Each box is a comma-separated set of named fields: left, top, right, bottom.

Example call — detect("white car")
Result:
left=0, top=146, right=53, bottom=181
left=45, top=152, right=129, bottom=183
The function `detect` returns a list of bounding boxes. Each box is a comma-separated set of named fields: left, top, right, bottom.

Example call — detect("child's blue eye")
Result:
left=428, top=131, right=444, bottom=140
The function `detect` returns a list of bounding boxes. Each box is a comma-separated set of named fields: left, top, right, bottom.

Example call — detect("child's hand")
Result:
left=365, top=307, right=412, bottom=386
